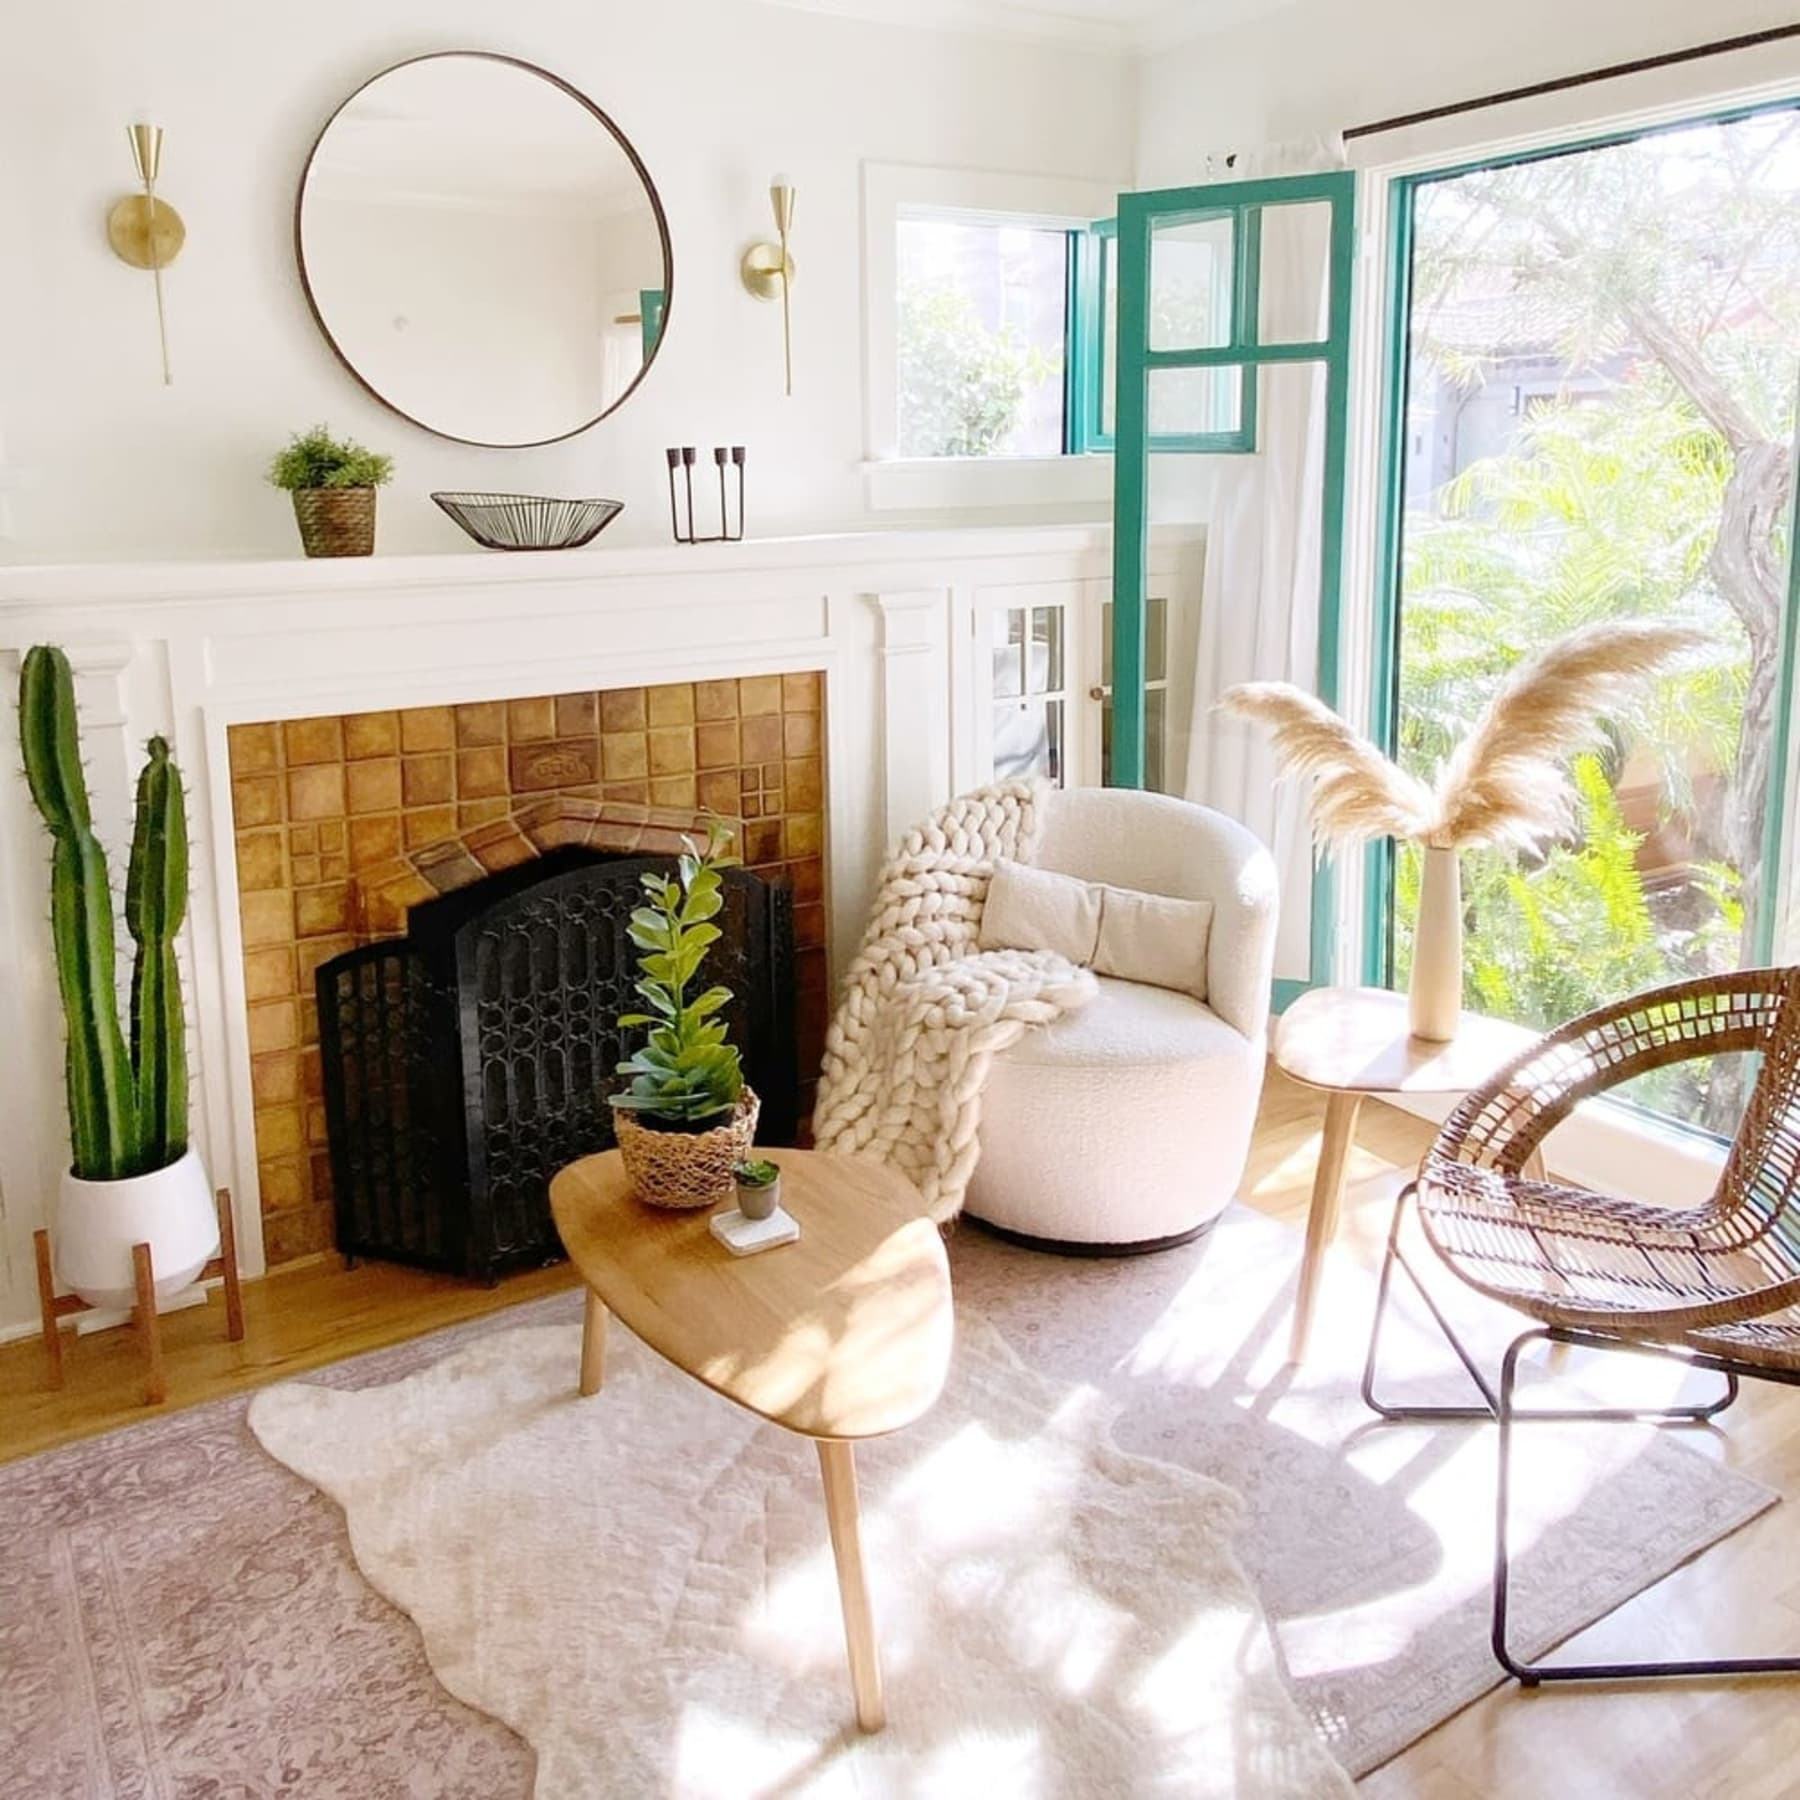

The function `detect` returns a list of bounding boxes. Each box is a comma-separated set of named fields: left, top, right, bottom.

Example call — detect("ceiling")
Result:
left=748, top=0, right=1295, bottom=53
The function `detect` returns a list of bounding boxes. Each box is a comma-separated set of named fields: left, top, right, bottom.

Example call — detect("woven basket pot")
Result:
left=613, top=1087, right=761, bottom=1210
left=292, top=487, right=377, bottom=558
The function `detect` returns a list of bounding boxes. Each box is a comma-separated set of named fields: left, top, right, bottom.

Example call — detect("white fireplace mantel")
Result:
left=0, top=525, right=1201, bottom=1335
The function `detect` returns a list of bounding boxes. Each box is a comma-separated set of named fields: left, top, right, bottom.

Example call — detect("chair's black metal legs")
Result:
left=1493, top=1327, right=1794, bottom=1686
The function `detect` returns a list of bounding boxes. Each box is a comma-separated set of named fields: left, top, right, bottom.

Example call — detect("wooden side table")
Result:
left=548, top=1147, right=953, bottom=1734
left=1273, top=987, right=1540, bottom=1364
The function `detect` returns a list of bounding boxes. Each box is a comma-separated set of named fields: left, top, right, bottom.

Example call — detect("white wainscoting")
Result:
left=0, top=526, right=1199, bottom=1335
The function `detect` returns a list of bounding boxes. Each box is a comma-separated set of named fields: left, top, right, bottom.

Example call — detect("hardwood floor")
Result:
left=4, top=1071, right=1796, bottom=1795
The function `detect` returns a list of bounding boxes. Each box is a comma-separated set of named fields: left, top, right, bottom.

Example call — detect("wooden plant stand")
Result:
left=33, top=1186, right=245, bottom=1406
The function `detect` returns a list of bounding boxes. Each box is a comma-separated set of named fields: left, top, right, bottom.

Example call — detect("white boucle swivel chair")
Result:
left=965, top=787, right=1279, bottom=1253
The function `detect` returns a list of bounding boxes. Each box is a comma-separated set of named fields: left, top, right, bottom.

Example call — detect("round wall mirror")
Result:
left=296, top=53, right=672, bottom=447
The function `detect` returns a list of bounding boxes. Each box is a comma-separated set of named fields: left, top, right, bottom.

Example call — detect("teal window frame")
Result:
left=1364, top=95, right=1800, bottom=996
left=1109, top=170, right=1359, bottom=1007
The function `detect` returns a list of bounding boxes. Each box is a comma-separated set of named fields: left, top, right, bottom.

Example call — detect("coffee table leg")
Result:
left=579, top=1289, right=608, bottom=1397
left=817, top=1439, right=885, bottom=1733
left=1288, top=1091, right=1364, bottom=1366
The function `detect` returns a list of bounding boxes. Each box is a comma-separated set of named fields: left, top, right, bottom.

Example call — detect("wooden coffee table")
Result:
left=548, top=1146, right=952, bottom=1734
left=1274, top=987, right=1542, bottom=1365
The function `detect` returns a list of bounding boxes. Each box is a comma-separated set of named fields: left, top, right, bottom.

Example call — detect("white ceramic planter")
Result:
left=1409, top=845, right=1464, bottom=1043
left=56, top=1147, right=219, bottom=1310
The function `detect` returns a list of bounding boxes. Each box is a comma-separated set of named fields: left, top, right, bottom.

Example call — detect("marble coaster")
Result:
left=709, top=1206, right=801, bottom=1256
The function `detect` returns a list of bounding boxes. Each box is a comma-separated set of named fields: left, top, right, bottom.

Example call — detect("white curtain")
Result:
left=1182, top=135, right=1346, bottom=988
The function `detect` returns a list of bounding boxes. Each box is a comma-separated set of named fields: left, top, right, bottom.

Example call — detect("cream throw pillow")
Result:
left=979, top=861, right=1212, bottom=1002
left=1095, top=886, right=1212, bottom=1002
left=979, top=860, right=1102, bottom=965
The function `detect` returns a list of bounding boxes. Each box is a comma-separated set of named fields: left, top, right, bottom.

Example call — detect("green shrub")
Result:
left=267, top=425, right=394, bottom=491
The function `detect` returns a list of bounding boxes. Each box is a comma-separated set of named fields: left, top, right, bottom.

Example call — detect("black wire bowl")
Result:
left=432, top=492, right=624, bottom=552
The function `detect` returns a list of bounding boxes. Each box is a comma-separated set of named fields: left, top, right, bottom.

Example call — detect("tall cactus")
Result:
left=127, top=736, right=189, bottom=1172
left=19, top=646, right=189, bottom=1180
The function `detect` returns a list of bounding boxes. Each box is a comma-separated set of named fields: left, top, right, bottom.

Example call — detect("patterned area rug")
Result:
left=0, top=1205, right=1777, bottom=1796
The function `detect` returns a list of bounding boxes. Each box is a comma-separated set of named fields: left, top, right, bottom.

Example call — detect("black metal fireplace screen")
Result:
left=316, top=850, right=797, bottom=1281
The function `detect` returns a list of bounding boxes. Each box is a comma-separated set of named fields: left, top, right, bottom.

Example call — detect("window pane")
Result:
left=1149, top=214, right=1234, bottom=350
left=1391, top=106, right=1800, bottom=1133
left=897, top=216, right=1068, bottom=458
left=1148, top=366, right=1242, bottom=437
left=1256, top=201, right=1332, bottom=344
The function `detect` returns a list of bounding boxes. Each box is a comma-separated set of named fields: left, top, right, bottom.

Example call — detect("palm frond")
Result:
left=1218, top=683, right=1436, bottom=851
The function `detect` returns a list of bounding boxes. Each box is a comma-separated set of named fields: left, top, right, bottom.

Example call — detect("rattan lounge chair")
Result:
left=1362, top=966, right=1800, bottom=1685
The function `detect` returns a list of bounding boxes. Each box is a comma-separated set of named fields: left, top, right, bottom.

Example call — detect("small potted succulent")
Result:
left=732, top=1158, right=782, bottom=1221
left=267, top=423, right=394, bottom=558
left=610, top=823, right=759, bottom=1207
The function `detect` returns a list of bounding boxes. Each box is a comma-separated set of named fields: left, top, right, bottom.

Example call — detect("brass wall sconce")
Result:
left=740, top=174, right=796, bottom=396
left=106, top=121, right=185, bottom=385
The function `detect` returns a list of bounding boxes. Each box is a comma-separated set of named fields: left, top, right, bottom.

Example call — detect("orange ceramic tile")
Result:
left=454, top=701, right=505, bottom=747
left=601, top=733, right=649, bottom=781
left=298, top=997, right=319, bottom=1045
left=790, top=859, right=825, bottom=903
left=783, top=711, right=821, bottom=757
left=508, top=695, right=557, bottom=742
left=319, top=853, right=348, bottom=881
left=244, top=947, right=296, bottom=1002
left=240, top=890, right=293, bottom=949
left=349, top=815, right=404, bottom=870
left=291, top=855, right=321, bottom=887
left=301, top=1047, right=324, bottom=1099
left=262, top=1205, right=333, bottom=1262
left=744, top=819, right=782, bottom=864
left=286, top=764, right=346, bottom=822
left=228, top=722, right=281, bottom=776
left=402, top=754, right=453, bottom=806
left=794, top=902, right=827, bottom=949
left=257, top=1157, right=307, bottom=1215
left=247, top=999, right=299, bottom=1054
left=232, top=774, right=283, bottom=829
left=648, top=728, right=696, bottom=776
left=740, top=714, right=783, bottom=762
left=296, top=934, right=354, bottom=989
left=404, top=805, right=459, bottom=849
left=739, top=674, right=782, bottom=716
left=456, top=746, right=508, bottom=797
left=698, top=771, right=741, bottom=814
left=601, top=781, right=649, bottom=806
left=318, top=821, right=345, bottom=853
left=785, top=757, right=823, bottom=810
left=251, top=1050, right=301, bottom=1106
left=236, top=831, right=286, bottom=892
left=695, top=721, right=740, bottom=769
left=296, top=885, right=352, bottom=938
left=307, top=1101, right=331, bottom=1147
left=782, top=670, right=823, bottom=712
left=695, top=679, right=739, bottom=722
left=344, top=711, right=401, bottom=759
left=288, top=825, right=318, bottom=856
left=283, top=716, right=344, bottom=767
left=510, top=740, right=598, bottom=791
left=786, top=813, right=823, bottom=857
left=400, top=706, right=455, bottom=753
left=761, top=762, right=784, bottom=788
left=647, top=683, right=696, bottom=727
left=599, top=687, right=647, bottom=733
left=457, top=799, right=509, bottom=829
left=650, top=775, right=699, bottom=809
left=346, top=758, right=403, bottom=815
left=555, top=692, right=599, bottom=737
left=742, top=795, right=763, bottom=819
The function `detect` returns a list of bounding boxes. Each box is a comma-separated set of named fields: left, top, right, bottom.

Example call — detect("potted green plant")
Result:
left=267, top=423, right=394, bottom=558
left=20, top=646, right=217, bottom=1309
left=610, top=823, right=759, bottom=1207
left=732, top=1157, right=782, bottom=1221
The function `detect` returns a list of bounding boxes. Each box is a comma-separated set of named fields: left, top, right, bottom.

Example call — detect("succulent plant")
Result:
left=19, top=646, right=190, bottom=1180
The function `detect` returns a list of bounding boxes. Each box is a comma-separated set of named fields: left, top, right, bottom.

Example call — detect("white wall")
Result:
left=1137, top=0, right=1800, bottom=179
left=0, top=0, right=1135, bottom=562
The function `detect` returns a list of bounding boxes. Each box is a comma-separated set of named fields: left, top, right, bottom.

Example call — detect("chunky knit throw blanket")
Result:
left=813, top=780, right=1097, bottom=1221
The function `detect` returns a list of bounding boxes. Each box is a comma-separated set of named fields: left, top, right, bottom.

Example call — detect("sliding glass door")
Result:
left=1381, top=100, right=1800, bottom=1130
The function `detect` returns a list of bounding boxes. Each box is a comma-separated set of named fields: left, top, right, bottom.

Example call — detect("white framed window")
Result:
left=862, top=163, right=1121, bottom=512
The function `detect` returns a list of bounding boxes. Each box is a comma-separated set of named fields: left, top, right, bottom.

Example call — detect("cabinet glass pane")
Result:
left=995, top=697, right=1065, bottom=785
left=1030, top=606, right=1063, bottom=694
left=1101, top=687, right=1167, bottom=793
left=1102, top=596, right=1168, bottom=685
left=1150, top=214, right=1234, bottom=351
left=991, top=609, right=1025, bottom=698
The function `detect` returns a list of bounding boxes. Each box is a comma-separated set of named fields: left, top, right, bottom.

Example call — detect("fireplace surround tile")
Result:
left=229, top=673, right=829, bottom=1265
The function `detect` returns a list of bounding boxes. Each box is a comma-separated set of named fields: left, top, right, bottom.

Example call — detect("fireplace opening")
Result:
left=316, top=849, right=797, bottom=1281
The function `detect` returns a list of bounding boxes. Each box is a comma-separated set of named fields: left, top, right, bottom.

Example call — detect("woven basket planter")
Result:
left=612, top=1087, right=761, bottom=1210
left=292, top=487, right=377, bottom=558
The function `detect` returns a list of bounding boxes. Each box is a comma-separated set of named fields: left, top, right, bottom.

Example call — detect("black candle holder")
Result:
left=667, top=445, right=746, bottom=544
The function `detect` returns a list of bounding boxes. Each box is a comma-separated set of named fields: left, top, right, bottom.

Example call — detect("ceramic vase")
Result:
left=56, top=1146, right=219, bottom=1310
left=1409, top=845, right=1463, bottom=1043
left=735, top=1173, right=781, bottom=1222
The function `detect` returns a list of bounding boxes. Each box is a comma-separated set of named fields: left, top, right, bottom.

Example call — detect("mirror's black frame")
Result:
left=294, top=50, right=674, bottom=449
